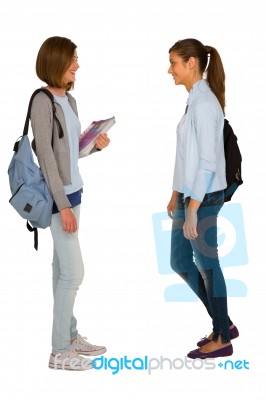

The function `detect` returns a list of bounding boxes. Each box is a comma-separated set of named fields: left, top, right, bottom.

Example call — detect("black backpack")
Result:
left=223, top=119, right=243, bottom=202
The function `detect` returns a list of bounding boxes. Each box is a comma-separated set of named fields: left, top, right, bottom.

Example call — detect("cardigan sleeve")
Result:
left=30, top=93, right=71, bottom=211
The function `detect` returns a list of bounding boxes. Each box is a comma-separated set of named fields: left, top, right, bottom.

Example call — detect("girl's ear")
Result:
left=188, top=57, right=197, bottom=70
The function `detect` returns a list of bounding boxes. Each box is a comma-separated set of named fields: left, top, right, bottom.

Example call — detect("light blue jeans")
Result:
left=50, top=205, right=84, bottom=354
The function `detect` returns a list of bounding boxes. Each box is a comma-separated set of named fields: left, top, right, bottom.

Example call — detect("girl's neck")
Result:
left=46, top=86, right=66, bottom=97
left=185, top=73, right=203, bottom=92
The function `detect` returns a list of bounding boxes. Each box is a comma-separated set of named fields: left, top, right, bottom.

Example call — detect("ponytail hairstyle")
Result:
left=169, top=38, right=226, bottom=113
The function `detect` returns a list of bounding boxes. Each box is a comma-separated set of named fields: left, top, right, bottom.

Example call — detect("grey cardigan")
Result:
left=30, top=91, right=96, bottom=211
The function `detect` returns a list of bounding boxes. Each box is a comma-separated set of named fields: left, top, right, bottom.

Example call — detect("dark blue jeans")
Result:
left=170, top=191, right=232, bottom=343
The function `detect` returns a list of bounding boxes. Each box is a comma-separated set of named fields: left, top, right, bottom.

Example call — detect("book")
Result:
left=79, top=116, right=115, bottom=157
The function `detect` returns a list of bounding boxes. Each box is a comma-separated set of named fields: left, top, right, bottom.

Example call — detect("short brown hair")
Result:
left=36, top=36, right=77, bottom=91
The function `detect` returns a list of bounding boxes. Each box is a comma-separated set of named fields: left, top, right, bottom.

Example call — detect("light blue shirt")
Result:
left=54, top=95, right=83, bottom=195
left=172, top=79, right=227, bottom=202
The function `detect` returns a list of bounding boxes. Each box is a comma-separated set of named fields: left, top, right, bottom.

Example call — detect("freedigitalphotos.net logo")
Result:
left=152, top=203, right=248, bottom=301
left=91, top=355, right=215, bottom=374
left=52, top=354, right=250, bottom=373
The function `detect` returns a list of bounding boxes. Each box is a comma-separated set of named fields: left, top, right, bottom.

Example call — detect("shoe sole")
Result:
left=190, top=350, right=233, bottom=359
left=48, top=362, right=93, bottom=371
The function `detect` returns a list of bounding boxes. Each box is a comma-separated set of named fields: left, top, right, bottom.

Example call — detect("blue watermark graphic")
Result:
left=217, top=359, right=249, bottom=370
left=152, top=203, right=248, bottom=301
left=90, top=355, right=250, bottom=374
left=52, top=353, right=250, bottom=373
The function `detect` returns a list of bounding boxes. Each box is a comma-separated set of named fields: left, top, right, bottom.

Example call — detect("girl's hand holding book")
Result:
left=95, top=133, right=110, bottom=150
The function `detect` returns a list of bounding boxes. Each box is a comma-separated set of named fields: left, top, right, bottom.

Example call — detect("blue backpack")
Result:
left=8, top=88, right=63, bottom=250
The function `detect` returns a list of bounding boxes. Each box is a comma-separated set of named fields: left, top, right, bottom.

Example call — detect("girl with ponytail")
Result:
left=167, top=38, right=239, bottom=359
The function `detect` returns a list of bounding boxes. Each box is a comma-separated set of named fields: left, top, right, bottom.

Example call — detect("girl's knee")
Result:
left=170, top=256, right=187, bottom=275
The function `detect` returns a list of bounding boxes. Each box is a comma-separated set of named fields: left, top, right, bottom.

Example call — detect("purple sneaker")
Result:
left=197, top=325, right=239, bottom=347
left=187, top=344, right=233, bottom=359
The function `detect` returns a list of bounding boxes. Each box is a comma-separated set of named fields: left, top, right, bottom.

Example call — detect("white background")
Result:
left=0, top=0, right=264, bottom=398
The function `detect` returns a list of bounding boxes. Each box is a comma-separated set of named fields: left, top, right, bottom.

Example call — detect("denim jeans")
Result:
left=50, top=205, right=84, bottom=354
left=170, top=191, right=232, bottom=342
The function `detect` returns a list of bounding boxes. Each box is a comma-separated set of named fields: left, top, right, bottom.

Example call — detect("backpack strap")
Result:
left=26, top=221, right=38, bottom=251
left=22, top=88, right=64, bottom=139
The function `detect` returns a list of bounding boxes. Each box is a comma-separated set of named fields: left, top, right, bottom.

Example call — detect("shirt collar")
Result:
left=187, top=79, right=210, bottom=106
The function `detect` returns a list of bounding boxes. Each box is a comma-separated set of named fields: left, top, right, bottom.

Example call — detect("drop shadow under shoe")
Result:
left=197, top=326, right=239, bottom=347
left=187, top=344, right=233, bottom=359
left=71, top=334, right=107, bottom=356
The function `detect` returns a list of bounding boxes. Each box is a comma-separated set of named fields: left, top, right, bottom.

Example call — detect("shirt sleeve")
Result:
left=190, top=100, right=219, bottom=202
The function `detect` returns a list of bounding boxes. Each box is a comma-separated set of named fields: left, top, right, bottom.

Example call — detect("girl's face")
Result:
left=168, top=52, right=190, bottom=88
left=62, top=49, right=80, bottom=86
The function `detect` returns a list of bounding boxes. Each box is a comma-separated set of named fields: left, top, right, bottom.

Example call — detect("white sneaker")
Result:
left=49, top=349, right=93, bottom=371
left=71, top=334, right=107, bottom=356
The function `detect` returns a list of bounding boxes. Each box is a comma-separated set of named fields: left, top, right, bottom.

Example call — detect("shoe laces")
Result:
left=76, top=335, right=93, bottom=346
